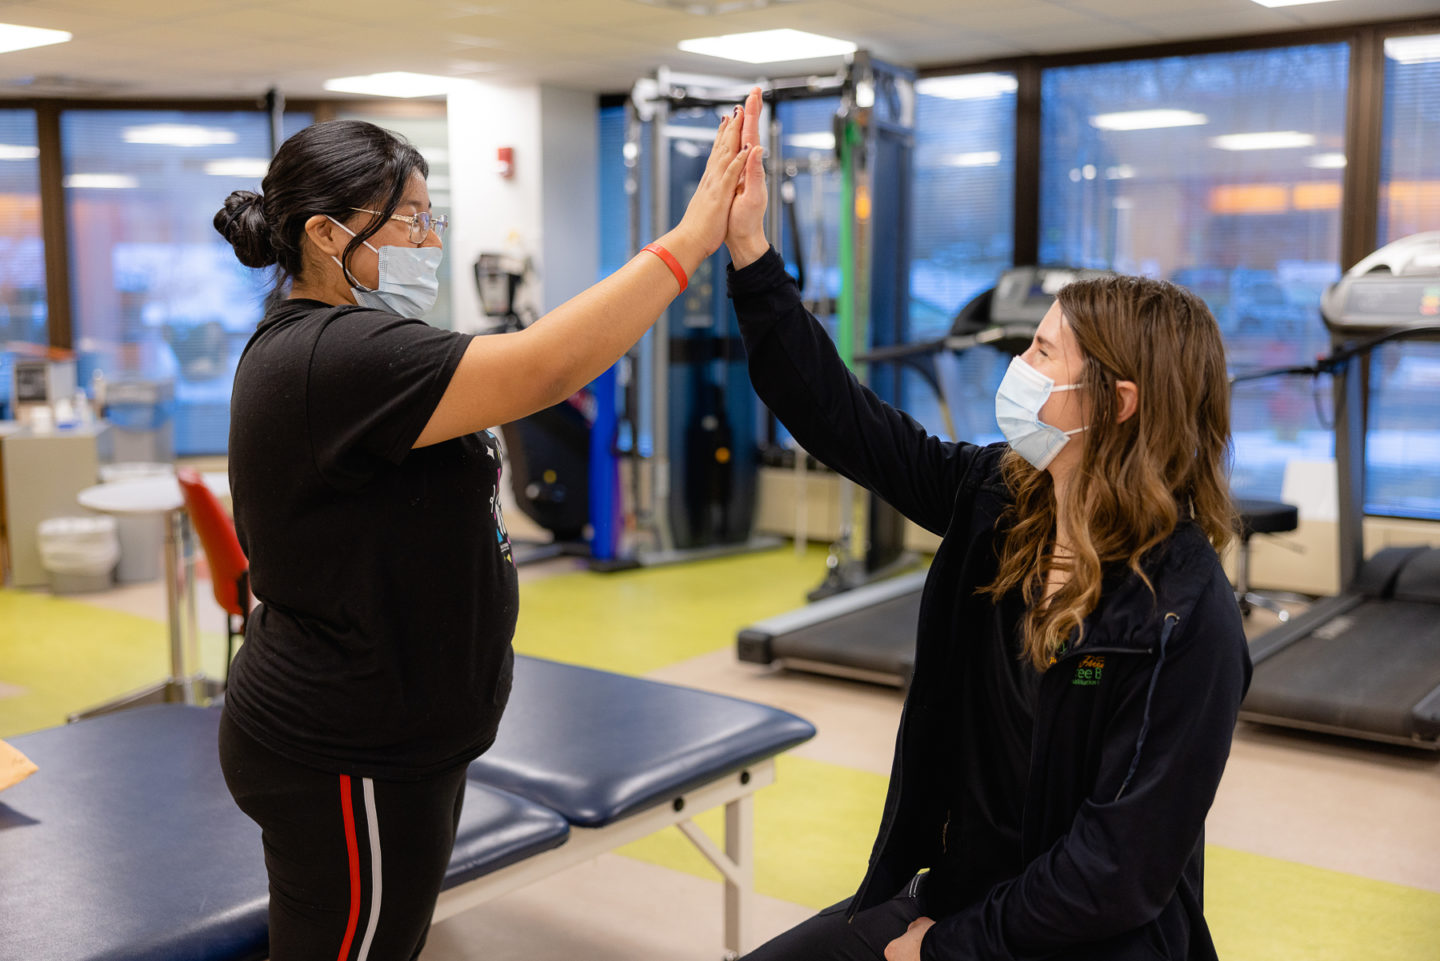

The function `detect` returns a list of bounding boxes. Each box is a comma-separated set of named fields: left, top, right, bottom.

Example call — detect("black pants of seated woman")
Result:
left=218, top=710, right=467, bottom=961
left=740, top=884, right=927, bottom=961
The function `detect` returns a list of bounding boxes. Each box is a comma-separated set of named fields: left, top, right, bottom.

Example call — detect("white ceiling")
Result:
left=0, top=0, right=1432, bottom=99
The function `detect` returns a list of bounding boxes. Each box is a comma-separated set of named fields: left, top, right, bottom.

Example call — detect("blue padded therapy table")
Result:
left=0, top=656, right=815, bottom=961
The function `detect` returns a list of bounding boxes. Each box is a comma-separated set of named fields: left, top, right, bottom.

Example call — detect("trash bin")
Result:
left=37, top=516, right=119, bottom=594
left=98, top=462, right=171, bottom=583
left=105, top=378, right=175, bottom=464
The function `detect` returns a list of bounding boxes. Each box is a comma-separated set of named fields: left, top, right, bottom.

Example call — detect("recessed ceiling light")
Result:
left=1385, top=35, right=1440, bottom=65
left=0, top=144, right=38, bottom=160
left=948, top=151, right=1001, bottom=167
left=1248, top=0, right=1343, bottom=7
left=323, top=72, right=476, bottom=98
left=678, top=28, right=856, bottom=65
left=1305, top=153, right=1347, bottom=169
left=1211, top=131, right=1316, bottom=151
left=917, top=74, right=1017, bottom=101
left=205, top=159, right=270, bottom=178
left=0, top=23, right=71, bottom=55
left=1090, top=109, right=1208, bottom=131
left=123, top=124, right=238, bottom=147
left=65, top=173, right=138, bottom=189
left=1105, top=164, right=1137, bottom=180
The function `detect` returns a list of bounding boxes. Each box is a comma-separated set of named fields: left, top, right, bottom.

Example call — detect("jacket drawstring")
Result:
left=1115, top=612, right=1179, bottom=801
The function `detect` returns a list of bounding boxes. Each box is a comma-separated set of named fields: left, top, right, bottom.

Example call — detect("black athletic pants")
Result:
left=740, top=876, right=929, bottom=961
left=218, top=709, right=468, bottom=961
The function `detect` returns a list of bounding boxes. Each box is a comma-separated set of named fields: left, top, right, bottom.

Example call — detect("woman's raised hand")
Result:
left=674, top=102, right=752, bottom=258
left=727, top=86, right=770, bottom=269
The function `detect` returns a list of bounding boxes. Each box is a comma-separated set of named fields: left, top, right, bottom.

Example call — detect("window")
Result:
left=63, top=109, right=310, bottom=456
left=597, top=104, right=629, bottom=279
left=907, top=73, right=1017, bottom=441
left=1040, top=45, right=1350, bottom=499
left=0, top=109, right=45, bottom=418
left=1366, top=33, right=1440, bottom=519
left=1380, top=33, right=1440, bottom=241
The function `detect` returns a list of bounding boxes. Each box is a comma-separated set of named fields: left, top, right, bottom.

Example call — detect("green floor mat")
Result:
left=616, top=753, right=888, bottom=910
left=514, top=543, right=834, bottom=674
left=1206, top=845, right=1440, bottom=961
left=619, top=754, right=1440, bottom=961
left=0, top=589, right=169, bottom=737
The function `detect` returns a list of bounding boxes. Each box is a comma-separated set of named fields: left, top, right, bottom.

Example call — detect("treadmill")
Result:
left=1240, top=232, right=1440, bottom=750
left=737, top=265, right=1111, bottom=688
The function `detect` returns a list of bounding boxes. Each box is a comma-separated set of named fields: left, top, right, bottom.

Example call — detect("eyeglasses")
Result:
left=351, top=207, right=448, bottom=243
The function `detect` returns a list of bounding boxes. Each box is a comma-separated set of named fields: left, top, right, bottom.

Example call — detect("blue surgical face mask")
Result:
left=994, top=355, right=1087, bottom=471
left=327, top=216, right=442, bottom=317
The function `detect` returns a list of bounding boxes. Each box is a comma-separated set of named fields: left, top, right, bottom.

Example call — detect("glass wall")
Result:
left=1367, top=34, right=1440, bottom=518
left=907, top=73, right=1017, bottom=442
left=1040, top=45, right=1350, bottom=500
left=1380, top=33, right=1440, bottom=242
left=0, top=110, right=45, bottom=351
left=63, top=109, right=310, bottom=456
left=597, top=103, right=629, bottom=279
left=0, top=109, right=44, bottom=419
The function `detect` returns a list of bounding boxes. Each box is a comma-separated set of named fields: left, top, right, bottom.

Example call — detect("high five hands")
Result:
left=674, top=87, right=771, bottom=271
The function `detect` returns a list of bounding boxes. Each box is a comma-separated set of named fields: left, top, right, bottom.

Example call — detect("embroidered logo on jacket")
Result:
left=1072, top=654, right=1105, bottom=687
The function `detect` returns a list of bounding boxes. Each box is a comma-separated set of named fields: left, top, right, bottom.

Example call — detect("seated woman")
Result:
left=724, top=89, right=1251, bottom=961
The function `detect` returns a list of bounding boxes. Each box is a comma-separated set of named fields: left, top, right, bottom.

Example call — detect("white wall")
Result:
left=446, top=82, right=598, bottom=334
left=539, top=85, right=600, bottom=309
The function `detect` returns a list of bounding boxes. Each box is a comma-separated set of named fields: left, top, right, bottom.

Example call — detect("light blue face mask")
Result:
left=327, top=216, right=443, bottom=317
left=994, top=355, right=1087, bottom=471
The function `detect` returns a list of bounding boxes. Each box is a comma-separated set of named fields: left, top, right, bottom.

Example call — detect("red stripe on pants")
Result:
left=336, top=775, right=362, bottom=961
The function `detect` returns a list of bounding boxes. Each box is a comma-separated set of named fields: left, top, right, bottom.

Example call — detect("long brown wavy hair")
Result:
left=983, top=274, right=1236, bottom=669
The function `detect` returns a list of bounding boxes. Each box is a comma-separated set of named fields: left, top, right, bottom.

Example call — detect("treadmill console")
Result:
left=1322, top=231, right=1440, bottom=337
left=990, top=266, right=1111, bottom=326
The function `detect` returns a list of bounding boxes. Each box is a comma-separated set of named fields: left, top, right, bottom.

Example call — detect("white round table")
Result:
left=73, top=471, right=231, bottom=716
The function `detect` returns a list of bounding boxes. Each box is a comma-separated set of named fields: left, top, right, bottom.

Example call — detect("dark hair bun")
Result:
left=214, top=190, right=276, bottom=268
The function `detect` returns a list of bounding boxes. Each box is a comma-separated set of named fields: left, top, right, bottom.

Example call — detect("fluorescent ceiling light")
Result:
left=947, top=151, right=1001, bottom=167
left=678, top=28, right=856, bottom=65
left=1248, top=0, right=1342, bottom=7
left=205, top=158, right=270, bottom=178
left=917, top=73, right=1017, bottom=101
left=1211, top=130, right=1316, bottom=151
left=0, top=23, right=71, bottom=55
left=785, top=132, right=835, bottom=150
left=123, top=124, right=238, bottom=147
left=1090, top=109, right=1208, bottom=131
left=324, top=71, right=476, bottom=98
left=0, top=144, right=38, bottom=160
left=1385, top=35, right=1440, bottom=64
left=1305, top=153, right=1347, bottom=169
left=65, top=173, right=138, bottom=189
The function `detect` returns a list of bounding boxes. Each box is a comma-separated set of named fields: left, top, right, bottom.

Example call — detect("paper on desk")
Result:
left=0, top=739, right=37, bottom=791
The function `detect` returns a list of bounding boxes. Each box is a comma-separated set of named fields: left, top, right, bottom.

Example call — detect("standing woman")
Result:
left=724, top=90, right=1251, bottom=961
left=213, top=114, right=749, bottom=960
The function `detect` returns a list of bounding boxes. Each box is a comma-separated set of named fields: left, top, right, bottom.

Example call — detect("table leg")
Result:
left=180, top=511, right=201, bottom=703
left=164, top=509, right=195, bottom=705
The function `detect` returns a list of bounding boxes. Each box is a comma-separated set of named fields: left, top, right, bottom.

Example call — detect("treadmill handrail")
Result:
left=1228, top=322, right=1440, bottom=387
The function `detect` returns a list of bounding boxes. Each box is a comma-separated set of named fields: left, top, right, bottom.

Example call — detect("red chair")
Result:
left=175, top=468, right=249, bottom=684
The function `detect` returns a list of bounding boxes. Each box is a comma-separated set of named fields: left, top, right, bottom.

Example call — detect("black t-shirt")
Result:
left=224, top=298, right=518, bottom=780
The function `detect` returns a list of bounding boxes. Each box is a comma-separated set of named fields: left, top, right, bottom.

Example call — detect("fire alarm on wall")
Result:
left=497, top=146, right=514, bottom=178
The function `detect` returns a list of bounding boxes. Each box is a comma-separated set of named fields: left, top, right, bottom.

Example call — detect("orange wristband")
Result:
left=642, top=242, right=688, bottom=294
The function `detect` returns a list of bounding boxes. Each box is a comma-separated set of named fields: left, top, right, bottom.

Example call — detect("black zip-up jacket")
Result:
left=729, top=249, right=1252, bottom=961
